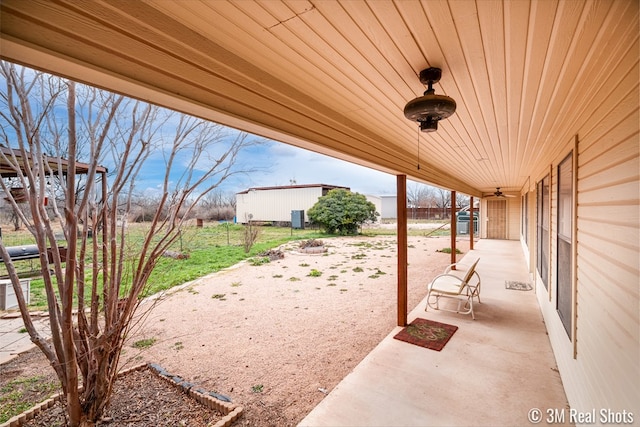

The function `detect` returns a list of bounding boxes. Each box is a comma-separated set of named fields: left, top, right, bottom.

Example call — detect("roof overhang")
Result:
left=0, top=1, right=637, bottom=198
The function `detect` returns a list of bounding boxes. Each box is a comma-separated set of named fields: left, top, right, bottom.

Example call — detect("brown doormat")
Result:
left=393, top=318, right=458, bottom=351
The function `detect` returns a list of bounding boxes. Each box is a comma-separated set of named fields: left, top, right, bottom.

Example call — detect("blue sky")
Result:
left=130, top=133, right=399, bottom=198
left=1, top=62, right=401, bottom=198
left=228, top=139, right=399, bottom=196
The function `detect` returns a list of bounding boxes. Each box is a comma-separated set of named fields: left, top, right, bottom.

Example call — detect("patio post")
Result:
left=397, top=174, right=408, bottom=326
left=451, top=191, right=457, bottom=267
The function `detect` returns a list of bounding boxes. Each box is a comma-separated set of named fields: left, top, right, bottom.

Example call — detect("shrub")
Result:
left=307, top=189, right=378, bottom=235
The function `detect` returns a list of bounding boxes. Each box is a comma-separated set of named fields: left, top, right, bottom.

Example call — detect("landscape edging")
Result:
left=1, top=363, right=243, bottom=427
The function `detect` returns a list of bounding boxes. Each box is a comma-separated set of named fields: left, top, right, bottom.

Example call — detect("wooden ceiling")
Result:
left=1, top=0, right=637, bottom=197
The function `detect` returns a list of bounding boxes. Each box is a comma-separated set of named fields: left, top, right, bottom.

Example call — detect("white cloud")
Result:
left=135, top=135, right=398, bottom=197
left=235, top=141, right=397, bottom=196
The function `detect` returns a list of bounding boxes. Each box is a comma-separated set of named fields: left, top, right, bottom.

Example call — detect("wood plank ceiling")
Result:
left=1, top=0, right=637, bottom=197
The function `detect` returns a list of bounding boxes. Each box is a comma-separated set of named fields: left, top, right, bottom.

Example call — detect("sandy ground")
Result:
left=122, top=235, right=469, bottom=426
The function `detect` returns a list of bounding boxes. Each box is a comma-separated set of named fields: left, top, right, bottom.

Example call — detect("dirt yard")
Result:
left=1, top=234, right=469, bottom=426
left=118, top=234, right=469, bottom=426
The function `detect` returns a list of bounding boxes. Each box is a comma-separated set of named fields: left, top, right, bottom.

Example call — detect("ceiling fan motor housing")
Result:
left=404, top=67, right=457, bottom=132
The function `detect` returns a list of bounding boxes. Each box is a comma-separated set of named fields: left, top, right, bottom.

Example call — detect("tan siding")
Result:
left=577, top=244, right=638, bottom=322
left=507, top=196, right=520, bottom=240
left=533, top=47, right=639, bottom=415
left=550, top=164, right=558, bottom=301
left=579, top=114, right=638, bottom=169
left=579, top=178, right=639, bottom=207
left=575, top=256, right=639, bottom=411
left=579, top=217, right=639, bottom=258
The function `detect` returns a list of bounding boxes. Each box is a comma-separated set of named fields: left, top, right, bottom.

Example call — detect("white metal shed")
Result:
left=235, top=184, right=349, bottom=224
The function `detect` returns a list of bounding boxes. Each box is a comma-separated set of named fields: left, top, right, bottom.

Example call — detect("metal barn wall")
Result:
left=532, top=42, right=639, bottom=417
left=235, top=187, right=324, bottom=223
left=380, top=196, right=397, bottom=219
left=365, top=195, right=382, bottom=223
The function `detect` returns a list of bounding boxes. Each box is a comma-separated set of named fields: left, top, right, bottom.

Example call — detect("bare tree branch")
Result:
left=0, top=61, right=262, bottom=426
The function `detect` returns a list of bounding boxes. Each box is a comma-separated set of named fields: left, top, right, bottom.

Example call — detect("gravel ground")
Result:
left=121, top=235, right=466, bottom=426
left=1, top=234, right=467, bottom=426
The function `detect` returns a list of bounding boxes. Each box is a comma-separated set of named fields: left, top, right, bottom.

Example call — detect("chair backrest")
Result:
left=462, top=258, right=480, bottom=284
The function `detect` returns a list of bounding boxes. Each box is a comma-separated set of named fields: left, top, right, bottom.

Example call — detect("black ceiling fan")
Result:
left=403, top=67, right=457, bottom=132
left=491, top=187, right=516, bottom=198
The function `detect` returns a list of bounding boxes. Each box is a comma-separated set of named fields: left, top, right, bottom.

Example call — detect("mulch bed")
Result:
left=4, top=362, right=242, bottom=427
left=22, top=368, right=224, bottom=426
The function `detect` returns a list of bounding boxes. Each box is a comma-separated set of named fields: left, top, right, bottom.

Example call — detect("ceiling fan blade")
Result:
left=492, top=187, right=516, bottom=198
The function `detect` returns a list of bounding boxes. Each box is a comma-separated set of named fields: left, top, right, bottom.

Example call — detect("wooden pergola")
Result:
left=0, top=146, right=107, bottom=178
left=0, top=146, right=108, bottom=265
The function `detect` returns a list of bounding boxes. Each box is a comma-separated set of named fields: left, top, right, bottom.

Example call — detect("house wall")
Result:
left=529, top=45, right=639, bottom=420
left=521, top=190, right=535, bottom=273
left=478, top=195, right=521, bottom=240
left=236, top=187, right=325, bottom=223
left=506, top=196, right=521, bottom=240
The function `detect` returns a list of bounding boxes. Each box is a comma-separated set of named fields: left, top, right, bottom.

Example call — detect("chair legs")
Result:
left=467, top=271, right=481, bottom=304
left=425, top=265, right=481, bottom=320
left=425, top=291, right=475, bottom=320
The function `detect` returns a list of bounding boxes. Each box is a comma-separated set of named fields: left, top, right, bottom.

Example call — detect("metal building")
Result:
left=235, top=184, right=348, bottom=224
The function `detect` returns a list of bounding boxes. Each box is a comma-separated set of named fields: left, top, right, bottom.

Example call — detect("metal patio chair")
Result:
left=425, top=258, right=481, bottom=319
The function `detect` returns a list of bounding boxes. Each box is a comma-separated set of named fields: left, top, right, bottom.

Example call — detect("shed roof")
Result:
left=236, top=183, right=348, bottom=195
left=0, top=146, right=107, bottom=178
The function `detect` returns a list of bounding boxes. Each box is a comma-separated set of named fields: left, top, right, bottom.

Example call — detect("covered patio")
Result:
left=300, top=239, right=570, bottom=426
left=1, top=0, right=637, bottom=422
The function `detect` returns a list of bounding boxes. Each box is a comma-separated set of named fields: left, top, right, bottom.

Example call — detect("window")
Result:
left=556, top=153, right=573, bottom=337
left=537, top=176, right=550, bottom=289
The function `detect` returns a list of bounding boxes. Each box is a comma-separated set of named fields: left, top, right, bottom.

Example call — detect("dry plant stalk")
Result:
left=0, top=62, right=258, bottom=426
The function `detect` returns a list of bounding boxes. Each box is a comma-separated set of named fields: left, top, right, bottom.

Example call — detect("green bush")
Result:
left=307, top=189, right=378, bottom=235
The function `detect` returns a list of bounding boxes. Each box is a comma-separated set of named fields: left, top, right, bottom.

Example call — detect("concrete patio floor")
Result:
left=299, top=239, right=571, bottom=427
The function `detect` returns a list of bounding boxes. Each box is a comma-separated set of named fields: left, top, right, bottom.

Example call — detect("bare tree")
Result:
left=406, top=182, right=424, bottom=208
left=433, top=187, right=452, bottom=209
left=0, top=193, right=26, bottom=231
left=456, top=193, right=469, bottom=210
left=195, top=188, right=235, bottom=221
left=0, top=62, right=258, bottom=426
left=128, top=193, right=166, bottom=223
